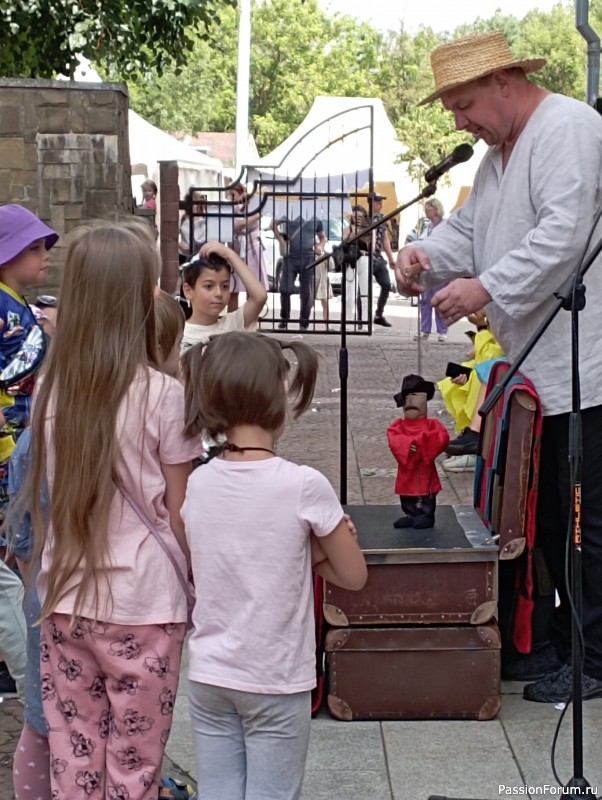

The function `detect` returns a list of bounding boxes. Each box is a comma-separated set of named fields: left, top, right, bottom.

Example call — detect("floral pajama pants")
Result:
left=40, top=613, right=185, bottom=800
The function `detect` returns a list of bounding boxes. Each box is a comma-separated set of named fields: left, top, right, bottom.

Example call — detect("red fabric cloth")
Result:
left=387, top=417, right=450, bottom=496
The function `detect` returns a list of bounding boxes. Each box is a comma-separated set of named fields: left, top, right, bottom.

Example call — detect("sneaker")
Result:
left=523, top=663, right=602, bottom=703
left=503, top=644, right=564, bottom=681
left=374, top=315, right=392, bottom=327
left=277, top=321, right=288, bottom=330
left=446, top=427, right=479, bottom=456
left=413, top=333, right=430, bottom=341
left=442, top=454, right=476, bottom=472
left=0, top=663, right=17, bottom=697
left=438, top=334, right=447, bottom=342
left=159, top=776, right=197, bottom=799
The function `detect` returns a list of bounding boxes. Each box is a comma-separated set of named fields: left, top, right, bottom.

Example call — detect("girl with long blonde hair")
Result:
left=29, top=219, right=202, bottom=799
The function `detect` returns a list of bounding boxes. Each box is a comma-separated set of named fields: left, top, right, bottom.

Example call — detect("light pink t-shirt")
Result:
left=182, top=456, right=344, bottom=694
left=38, top=369, right=204, bottom=625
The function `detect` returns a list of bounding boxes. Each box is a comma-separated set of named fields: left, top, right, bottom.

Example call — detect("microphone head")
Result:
left=454, top=143, right=474, bottom=164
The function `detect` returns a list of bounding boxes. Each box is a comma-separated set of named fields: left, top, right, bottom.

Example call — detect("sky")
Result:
left=319, top=0, right=563, bottom=34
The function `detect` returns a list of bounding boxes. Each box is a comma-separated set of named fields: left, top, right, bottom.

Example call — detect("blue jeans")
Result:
left=189, top=681, right=311, bottom=800
left=419, top=288, right=447, bottom=335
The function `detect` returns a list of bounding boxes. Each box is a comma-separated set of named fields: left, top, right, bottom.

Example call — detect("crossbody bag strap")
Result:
left=114, top=478, right=192, bottom=600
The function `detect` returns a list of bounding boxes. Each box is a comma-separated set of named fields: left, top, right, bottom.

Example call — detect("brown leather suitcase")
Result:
left=324, top=505, right=498, bottom=627
left=326, top=622, right=501, bottom=721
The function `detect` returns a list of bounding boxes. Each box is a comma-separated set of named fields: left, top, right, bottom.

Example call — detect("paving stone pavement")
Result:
left=2, top=297, right=601, bottom=799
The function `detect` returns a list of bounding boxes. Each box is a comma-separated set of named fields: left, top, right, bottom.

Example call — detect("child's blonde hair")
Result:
left=182, top=332, right=319, bottom=439
left=30, top=219, right=161, bottom=622
left=156, top=290, right=185, bottom=358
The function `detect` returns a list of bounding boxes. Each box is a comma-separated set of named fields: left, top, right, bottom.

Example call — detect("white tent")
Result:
left=128, top=110, right=224, bottom=204
left=249, top=96, right=420, bottom=237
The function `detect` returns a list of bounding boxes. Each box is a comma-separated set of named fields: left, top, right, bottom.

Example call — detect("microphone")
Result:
left=424, top=143, right=474, bottom=184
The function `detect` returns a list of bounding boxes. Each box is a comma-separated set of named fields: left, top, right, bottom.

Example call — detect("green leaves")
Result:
left=0, top=0, right=234, bottom=78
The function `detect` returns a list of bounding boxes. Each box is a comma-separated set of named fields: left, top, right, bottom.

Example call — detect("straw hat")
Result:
left=420, top=31, right=547, bottom=105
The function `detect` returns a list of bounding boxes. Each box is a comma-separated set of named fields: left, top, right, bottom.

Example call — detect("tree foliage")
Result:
left=0, top=0, right=232, bottom=79
left=73, top=0, right=601, bottom=169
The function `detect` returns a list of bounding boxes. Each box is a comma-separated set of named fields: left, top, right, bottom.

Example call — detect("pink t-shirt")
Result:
left=182, top=456, right=344, bottom=694
left=38, top=368, right=204, bottom=625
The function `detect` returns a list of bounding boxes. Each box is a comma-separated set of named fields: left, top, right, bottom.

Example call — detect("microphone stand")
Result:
left=302, top=182, right=438, bottom=503
left=476, top=232, right=602, bottom=797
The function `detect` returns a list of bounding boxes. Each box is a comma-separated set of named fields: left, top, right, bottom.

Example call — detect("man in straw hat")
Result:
left=396, top=31, right=602, bottom=704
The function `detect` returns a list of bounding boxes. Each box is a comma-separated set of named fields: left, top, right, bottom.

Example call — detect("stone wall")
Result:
left=0, top=78, right=132, bottom=295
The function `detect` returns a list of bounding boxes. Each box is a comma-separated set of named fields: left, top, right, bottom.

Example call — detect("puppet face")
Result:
left=403, top=391, right=428, bottom=420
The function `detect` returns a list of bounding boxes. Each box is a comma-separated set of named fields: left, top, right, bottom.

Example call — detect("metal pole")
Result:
left=235, top=0, right=251, bottom=173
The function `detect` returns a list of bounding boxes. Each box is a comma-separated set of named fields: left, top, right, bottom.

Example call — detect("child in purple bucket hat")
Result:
left=0, top=204, right=58, bottom=515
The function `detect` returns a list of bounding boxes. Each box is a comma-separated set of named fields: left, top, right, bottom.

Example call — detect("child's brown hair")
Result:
left=182, top=331, right=319, bottom=438
left=156, top=290, right=185, bottom=357
left=181, top=253, right=232, bottom=289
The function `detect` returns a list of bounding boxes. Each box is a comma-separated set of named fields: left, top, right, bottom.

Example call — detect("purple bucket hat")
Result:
left=0, top=205, right=59, bottom=268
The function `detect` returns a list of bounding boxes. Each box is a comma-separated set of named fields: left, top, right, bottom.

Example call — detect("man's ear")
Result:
left=182, top=282, right=193, bottom=301
left=492, top=70, right=512, bottom=96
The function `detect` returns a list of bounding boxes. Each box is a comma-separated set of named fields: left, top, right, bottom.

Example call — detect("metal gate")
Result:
left=176, top=104, right=401, bottom=338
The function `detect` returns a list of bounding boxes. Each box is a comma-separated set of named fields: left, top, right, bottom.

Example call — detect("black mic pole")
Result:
left=478, top=232, right=602, bottom=797
left=332, top=181, right=439, bottom=504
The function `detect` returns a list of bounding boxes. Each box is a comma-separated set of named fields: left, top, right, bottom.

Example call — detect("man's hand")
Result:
left=394, top=246, right=430, bottom=295
left=431, top=278, right=491, bottom=325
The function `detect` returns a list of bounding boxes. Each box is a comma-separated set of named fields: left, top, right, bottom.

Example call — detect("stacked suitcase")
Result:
left=323, top=504, right=501, bottom=720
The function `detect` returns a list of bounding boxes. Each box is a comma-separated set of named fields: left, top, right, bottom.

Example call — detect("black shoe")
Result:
left=413, top=517, right=435, bottom=529
left=523, top=663, right=602, bottom=703
left=299, top=324, right=309, bottom=331
left=374, top=315, right=392, bottom=327
left=393, top=516, right=414, bottom=529
left=0, top=663, right=17, bottom=696
left=277, top=321, right=288, bottom=330
left=446, top=428, right=479, bottom=456
left=503, top=644, right=563, bottom=681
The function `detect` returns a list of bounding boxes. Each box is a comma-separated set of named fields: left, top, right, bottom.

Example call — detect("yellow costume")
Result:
left=438, top=329, right=504, bottom=433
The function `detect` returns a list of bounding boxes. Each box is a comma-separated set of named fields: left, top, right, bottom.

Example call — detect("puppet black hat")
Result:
left=394, top=373, right=436, bottom=407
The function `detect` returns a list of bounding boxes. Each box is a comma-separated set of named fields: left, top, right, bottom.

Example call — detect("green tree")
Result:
left=125, top=0, right=388, bottom=154
left=0, top=0, right=232, bottom=79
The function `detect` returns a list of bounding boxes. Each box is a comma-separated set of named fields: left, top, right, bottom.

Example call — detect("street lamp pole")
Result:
left=235, top=0, right=251, bottom=174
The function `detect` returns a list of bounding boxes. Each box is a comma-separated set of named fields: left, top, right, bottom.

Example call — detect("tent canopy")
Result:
left=128, top=110, right=224, bottom=201
left=249, top=96, right=419, bottom=237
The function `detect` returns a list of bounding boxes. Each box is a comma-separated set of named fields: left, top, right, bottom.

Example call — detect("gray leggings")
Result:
left=188, top=680, right=312, bottom=800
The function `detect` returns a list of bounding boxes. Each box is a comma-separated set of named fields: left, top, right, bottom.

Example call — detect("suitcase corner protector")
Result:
left=500, top=537, right=526, bottom=560
left=323, top=603, right=350, bottom=627
left=478, top=694, right=501, bottom=720
left=470, top=600, right=497, bottom=625
left=327, top=694, right=353, bottom=721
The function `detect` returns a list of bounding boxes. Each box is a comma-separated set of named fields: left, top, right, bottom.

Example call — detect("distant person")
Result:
left=179, top=191, right=207, bottom=264
left=415, top=198, right=448, bottom=342
left=141, top=179, right=158, bottom=209
left=181, top=331, right=367, bottom=799
left=227, top=183, right=269, bottom=312
left=342, top=205, right=372, bottom=328
left=273, top=214, right=327, bottom=331
left=371, top=193, right=397, bottom=327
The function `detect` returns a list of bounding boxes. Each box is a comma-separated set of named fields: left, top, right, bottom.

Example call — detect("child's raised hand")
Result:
left=199, top=241, right=232, bottom=262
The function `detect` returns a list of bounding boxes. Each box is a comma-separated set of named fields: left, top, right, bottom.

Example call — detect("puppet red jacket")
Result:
left=387, top=417, right=450, bottom=496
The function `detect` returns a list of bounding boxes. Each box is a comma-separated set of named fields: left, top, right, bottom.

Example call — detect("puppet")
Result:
left=387, top=374, right=450, bottom=529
